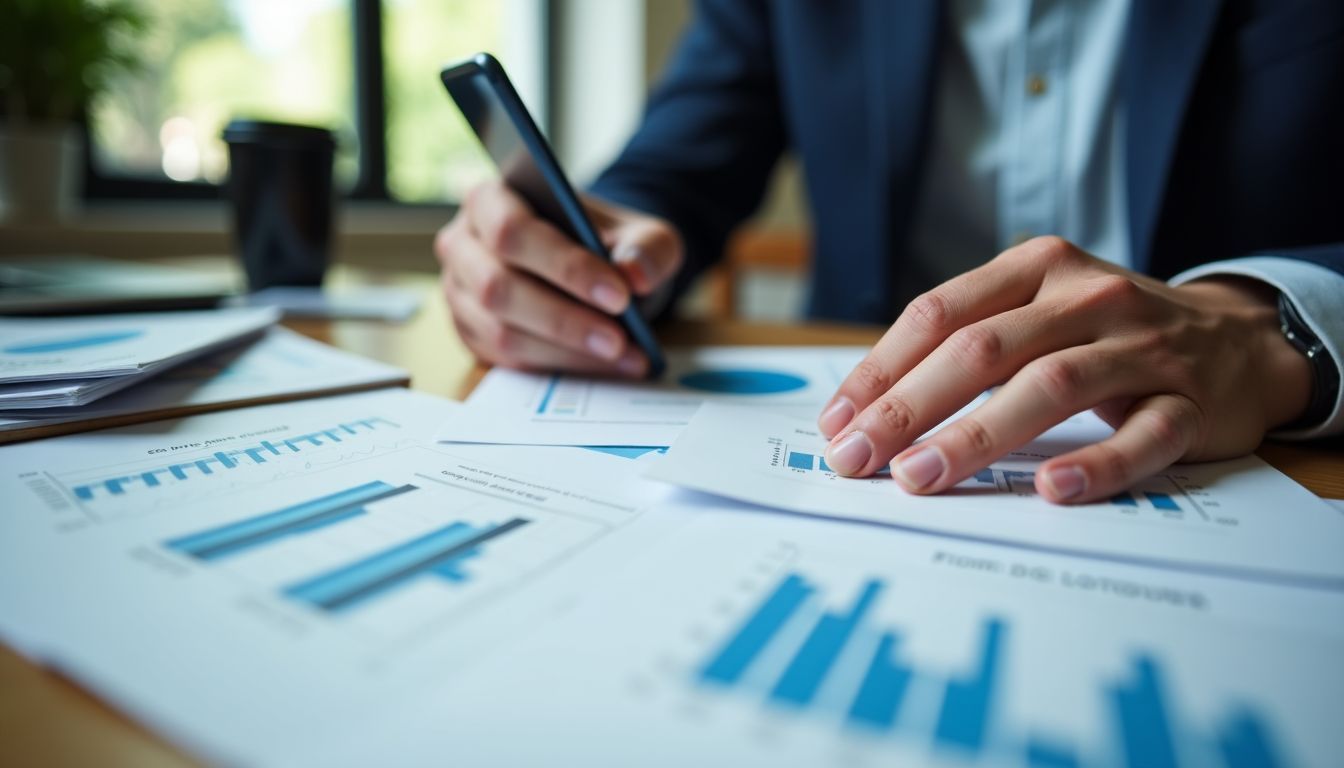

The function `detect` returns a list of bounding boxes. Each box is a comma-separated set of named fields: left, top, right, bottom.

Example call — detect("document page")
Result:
left=0, top=389, right=690, bottom=765
left=437, top=346, right=865, bottom=447
left=0, top=307, right=278, bottom=382
left=646, top=403, right=1344, bottom=588
left=0, top=327, right=407, bottom=436
left=309, top=507, right=1344, bottom=767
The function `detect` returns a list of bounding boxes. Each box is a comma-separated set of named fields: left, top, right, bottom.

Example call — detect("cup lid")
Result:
left=222, top=120, right=336, bottom=147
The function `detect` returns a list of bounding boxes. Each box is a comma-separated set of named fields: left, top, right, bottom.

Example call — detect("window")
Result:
left=86, top=0, right=547, bottom=203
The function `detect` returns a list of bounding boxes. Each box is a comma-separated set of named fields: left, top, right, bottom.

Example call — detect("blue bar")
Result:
left=165, top=481, right=409, bottom=560
left=788, top=451, right=816, bottom=470
left=771, top=579, right=884, bottom=706
left=819, top=456, right=833, bottom=472
left=846, top=631, right=912, bottom=729
left=1111, top=655, right=1178, bottom=768
left=1218, top=708, right=1283, bottom=768
left=284, top=518, right=528, bottom=611
left=1111, top=493, right=1138, bottom=507
left=286, top=521, right=480, bottom=608
left=1145, top=492, right=1180, bottom=511
left=536, top=375, right=561, bottom=414
left=701, top=573, right=814, bottom=685
left=1026, top=737, right=1080, bottom=768
left=934, top=618, right=1006, bottom=753
left=973, top=469, right=995, bottom=484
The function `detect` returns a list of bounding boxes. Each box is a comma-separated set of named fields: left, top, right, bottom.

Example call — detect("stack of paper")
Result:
left=0, top=347, right=1340, bottom=767
left=0, top=308, right=280, bottom=408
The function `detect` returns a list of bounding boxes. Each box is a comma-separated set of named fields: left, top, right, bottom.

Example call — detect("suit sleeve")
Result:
left=1169, top=244, right=1344, bottom=439
left=589, top=0, right=787, bottom=310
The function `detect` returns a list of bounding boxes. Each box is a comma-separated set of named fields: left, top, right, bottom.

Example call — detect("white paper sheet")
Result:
left=0, top=389, right=692, bottom=765
left=307, top=506, right=1344, bottom=767
left=0, top=307, right=279, bottom=384
left=0, top=327, right=407, bottom=434
left=438, top=346, right=866, bottom=447
left=646, top=403, right=1344, bottom=589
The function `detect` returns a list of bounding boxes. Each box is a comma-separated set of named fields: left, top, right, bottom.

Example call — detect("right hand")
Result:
left=435, top=180, right=683, bottom=377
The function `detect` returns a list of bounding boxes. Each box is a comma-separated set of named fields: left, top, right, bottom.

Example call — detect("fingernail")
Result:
left=893, top=447, right=946, bottom=490
left=617, top=350, right=646, bottom=377
left=586, top=329, right=622, bottom=360
left=591, top=282, right=628, bottom=314
left=1043, top=466, right=1087, bottom=501
left=825, top=431, right=873, bottom=475
left=818, top=397, right=856, bottom=438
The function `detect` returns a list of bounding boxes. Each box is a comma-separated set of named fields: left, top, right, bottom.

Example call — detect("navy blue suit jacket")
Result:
left=591, top=0, right=1344, bottom=322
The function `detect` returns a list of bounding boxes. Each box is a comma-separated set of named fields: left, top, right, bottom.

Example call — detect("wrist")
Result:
left=1179, top=277, right=1313, bottom=430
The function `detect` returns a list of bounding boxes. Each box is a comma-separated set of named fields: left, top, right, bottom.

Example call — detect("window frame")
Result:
left=81, top=0, right=549, bottom=204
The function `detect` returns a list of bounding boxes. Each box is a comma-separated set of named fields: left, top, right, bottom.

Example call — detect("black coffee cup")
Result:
left=222, top=120, right=337, bottom=290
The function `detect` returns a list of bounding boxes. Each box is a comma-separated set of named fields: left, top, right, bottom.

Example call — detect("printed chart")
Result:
left=438, top=346, right=867, bottom=446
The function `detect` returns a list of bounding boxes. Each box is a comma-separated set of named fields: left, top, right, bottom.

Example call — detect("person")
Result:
left=435, top=0, right=1343, bottom=504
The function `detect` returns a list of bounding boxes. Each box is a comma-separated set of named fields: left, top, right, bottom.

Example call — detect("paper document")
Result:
left=0, top=327, right=408, bottom=440
left=0, top=307, right=278, bottom=384
left=439, top=346, right=866, bottom=447
left=308, top=507, right=1344, bottom=767
left=647, top=403, right=1344, bottom=589
left=0, top=389, right=690, bottom=766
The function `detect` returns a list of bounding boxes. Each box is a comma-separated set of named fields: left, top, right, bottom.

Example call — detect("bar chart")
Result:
left=695, top=569, right=1292, bottom=768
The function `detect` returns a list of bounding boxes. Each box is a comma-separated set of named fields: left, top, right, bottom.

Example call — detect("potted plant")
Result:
left=0, top=0, right=145, bottom=222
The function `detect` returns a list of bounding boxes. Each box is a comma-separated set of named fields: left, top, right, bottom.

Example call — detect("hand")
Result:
left=817, top=237, right=1313, bottom=503
left=435, top=180, right=683, bottom=376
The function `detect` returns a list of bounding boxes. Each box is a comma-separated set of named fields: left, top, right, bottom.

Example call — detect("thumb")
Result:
left=605, top=216, right=684, bottom=297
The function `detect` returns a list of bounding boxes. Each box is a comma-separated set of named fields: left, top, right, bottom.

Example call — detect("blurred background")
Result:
left=0, top=0, right=810, bottom=320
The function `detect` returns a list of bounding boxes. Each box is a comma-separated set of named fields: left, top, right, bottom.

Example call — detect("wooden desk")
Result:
left=3, top=274, right=1341, bottom=767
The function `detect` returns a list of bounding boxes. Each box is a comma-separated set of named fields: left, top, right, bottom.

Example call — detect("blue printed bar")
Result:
left=819, top=456, right=833, bottom=473
left=1145, top=492, right=1181, bottom=511
left=787, top=451, right=816, bottom=471
left=284, top=518, right=528, bottom=611
left=1111, top=655, right=1178, bottom=768
left=536, top=375, right=561, bottom=414
left=771, top=579, right=884, bottom=706
left=701, top=573, right=814, bottom=685
left=1025, top=737, right=1080, bottom=768
left=846, top=631, right=912, bottom=729
left=71, top=417, right=395, bottom=501
left=1111, top=493, right=1139, bottom=507
left=165, top=481, right=415, bottom=561
left=973, top=469, right=995, bottom=485
left=934, top=618, right=1006, bottom=753
left=1218, top=709, right=1283, bottom=768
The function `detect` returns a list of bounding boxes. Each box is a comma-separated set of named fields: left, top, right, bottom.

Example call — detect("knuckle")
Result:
left=903, top=291, right=955, bottom=337
left=559, top=250, right=591, bottom=290
left=947, top=325, right=1004, bottom=375
left=486, top=208, right=528, bottom=255
left=1083, top=274, right=1142, bottom=307
left=872, top=394, right=917, bottom=434
left=853, top=358, right=895, bottom=395
left=476, top=267, right=511, bottom=312
left=646, top=223, right=685, bottom=271
left=1027, top=235, right=1075, bottom=267
left=485, top=323, right=518, bottom=355
left=1136, top=407, right=1188, bottom=457
left=1028, top=356, right=1087, bottom=407
left=953, top=416, right=996, bottom=456
left=1092, top=442, right=1134, bottom=485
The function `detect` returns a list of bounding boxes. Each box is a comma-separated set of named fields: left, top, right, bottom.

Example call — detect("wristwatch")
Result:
left=1277, top=292, right=1340, bottom=430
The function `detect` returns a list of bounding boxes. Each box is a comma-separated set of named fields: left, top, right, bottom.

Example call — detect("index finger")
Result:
left=464, top=181, right=632, bottom=315
left=818, top=238, right=1068, bottom=438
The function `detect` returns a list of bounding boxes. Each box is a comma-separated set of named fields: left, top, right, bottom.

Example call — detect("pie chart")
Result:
left=677, top=369, right=809, bottom=395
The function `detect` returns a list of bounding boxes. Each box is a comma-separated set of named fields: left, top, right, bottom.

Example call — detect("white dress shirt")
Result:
left=908, top=0, right=1344, bottom=437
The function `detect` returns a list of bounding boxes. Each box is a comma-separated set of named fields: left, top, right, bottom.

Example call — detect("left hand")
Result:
left=818, top=236, right=1313, bottom=503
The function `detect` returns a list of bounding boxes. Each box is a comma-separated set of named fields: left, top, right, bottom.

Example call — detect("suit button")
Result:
left=1027, top=74, right=1047, bottom=96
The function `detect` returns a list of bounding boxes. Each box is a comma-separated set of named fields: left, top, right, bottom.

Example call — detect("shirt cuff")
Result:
left=1169, top=256, right=1344, bottom=440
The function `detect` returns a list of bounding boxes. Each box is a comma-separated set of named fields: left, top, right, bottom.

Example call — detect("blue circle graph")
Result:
left=678, top=369, right=808, bottom=395
left=3, top=330, right=144, bottom=355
